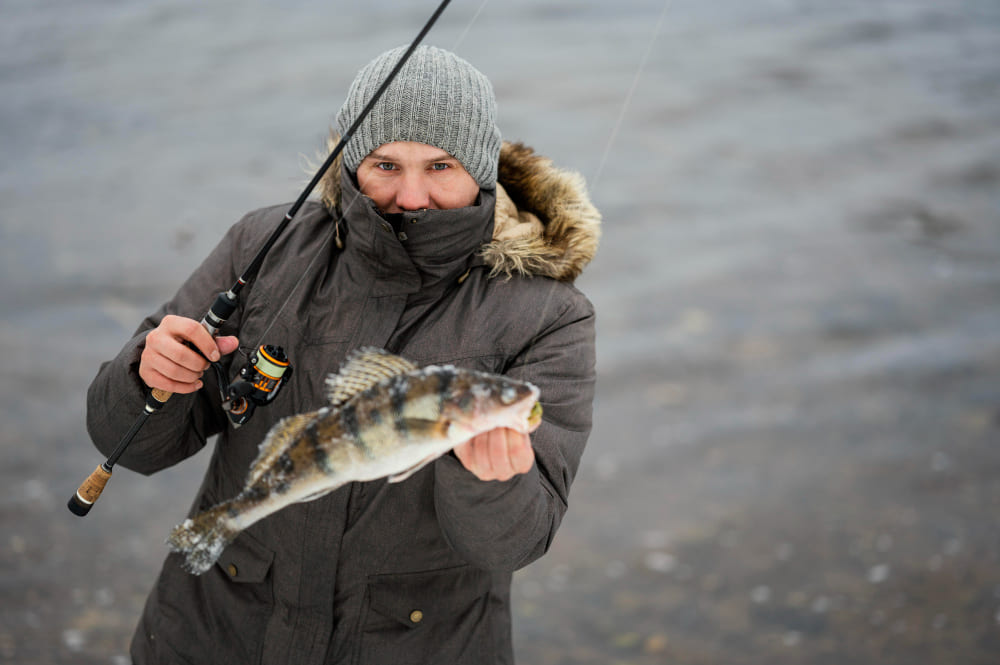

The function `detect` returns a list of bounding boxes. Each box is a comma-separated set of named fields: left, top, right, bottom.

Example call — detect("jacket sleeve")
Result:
left=433, top=287, right=596, bottom=571
left=85, top=220, right=251, bottom=476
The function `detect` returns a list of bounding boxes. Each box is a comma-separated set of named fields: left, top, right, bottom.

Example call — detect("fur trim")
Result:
left=317, top=129, right=344, bottom=216
left=484, top=142, right=600, bottom=282
left=316, top=134, right=601, bottom=283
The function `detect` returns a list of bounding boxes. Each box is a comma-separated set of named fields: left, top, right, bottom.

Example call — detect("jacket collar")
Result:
left=321, top=138, right=601, bottom=284
left=337, top=169, right=496, bottom=296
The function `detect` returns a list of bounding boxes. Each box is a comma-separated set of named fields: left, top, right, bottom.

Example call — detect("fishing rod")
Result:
left=68, top=0, right=453, bottom=517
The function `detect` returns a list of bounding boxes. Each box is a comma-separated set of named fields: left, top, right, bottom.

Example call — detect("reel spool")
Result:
left=224, top=344, right=292, bottom=427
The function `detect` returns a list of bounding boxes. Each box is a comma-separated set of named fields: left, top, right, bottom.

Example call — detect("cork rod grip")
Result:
left=149, top=388, right=173, bottom=404
left=67, top=386, right=162, bottom=517
left=67, top=465, right=112, bottom=516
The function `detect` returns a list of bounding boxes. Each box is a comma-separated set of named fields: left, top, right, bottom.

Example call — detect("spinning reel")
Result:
left=210, top=344, right=293, bottom=427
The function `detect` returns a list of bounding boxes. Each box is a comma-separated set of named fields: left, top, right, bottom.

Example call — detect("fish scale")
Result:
left=167, top=348, right=542, bottom=574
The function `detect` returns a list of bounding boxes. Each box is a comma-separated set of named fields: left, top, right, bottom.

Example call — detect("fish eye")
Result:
left=500, top=385, right=517, bottom=404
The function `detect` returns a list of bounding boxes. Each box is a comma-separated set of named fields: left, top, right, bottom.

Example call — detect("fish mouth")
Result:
left=526, top=401, right=543, bottom=432
left=508, top=386, right=542, bottom=434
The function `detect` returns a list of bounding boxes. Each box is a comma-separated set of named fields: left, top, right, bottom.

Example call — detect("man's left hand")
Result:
left=453, top=428, right=534, bottom=481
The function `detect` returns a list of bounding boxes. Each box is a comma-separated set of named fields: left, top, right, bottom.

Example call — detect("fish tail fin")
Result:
left=166, top=504, right=240, bottom=575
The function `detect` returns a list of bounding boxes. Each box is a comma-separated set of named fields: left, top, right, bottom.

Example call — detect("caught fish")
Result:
left=167, top=347, right=543, bottom=574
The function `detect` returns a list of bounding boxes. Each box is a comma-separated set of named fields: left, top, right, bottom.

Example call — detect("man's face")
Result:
left=356, top=141, right=480, bottom=213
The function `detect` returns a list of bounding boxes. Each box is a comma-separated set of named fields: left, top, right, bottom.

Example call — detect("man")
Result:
left=87, top=45, right=600, bottom=664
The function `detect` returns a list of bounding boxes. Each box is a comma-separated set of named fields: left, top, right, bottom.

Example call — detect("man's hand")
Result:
left=453, top=427, right=535, bottom=481
left=139, top=315, right=239, bottom=394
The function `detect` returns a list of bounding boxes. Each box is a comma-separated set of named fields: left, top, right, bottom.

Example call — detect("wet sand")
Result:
left=2, top=1, right=999, bottom=663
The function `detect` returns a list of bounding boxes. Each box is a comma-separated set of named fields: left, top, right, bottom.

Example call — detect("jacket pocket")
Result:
left=357, top=566, right=494, bottom=665
left=150, top=532, right=275, bottom=665
left=214, top=530, right=275, bottom=584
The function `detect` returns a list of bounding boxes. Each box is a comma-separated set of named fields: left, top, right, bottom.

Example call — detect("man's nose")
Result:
left=394, top=174, right=432, bottom=211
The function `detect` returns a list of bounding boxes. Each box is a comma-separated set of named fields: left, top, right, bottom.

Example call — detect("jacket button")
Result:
left=227, top=564, right=238, bottom=578
left=409, top=610, right=424, bottom=624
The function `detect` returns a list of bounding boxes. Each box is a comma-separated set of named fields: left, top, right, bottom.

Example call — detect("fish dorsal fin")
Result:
left=246, top=410, right=320, bottom=486
left=325, top=347, right=418, bottom=407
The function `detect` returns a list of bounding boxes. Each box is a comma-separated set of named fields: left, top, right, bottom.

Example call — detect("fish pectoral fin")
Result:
left=387, top=453, right=441, bottom=484
left=300, top=487, right=336, bottom=503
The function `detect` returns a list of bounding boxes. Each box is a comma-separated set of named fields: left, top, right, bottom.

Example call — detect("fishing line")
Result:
left=519, top=1, right=673, bottom=390
left=245, top=188, right=363, bottom=355
left=591, top=0, right=673, bottom=190
left=249, top=0, right=491, bottom=355
left=451, top=0, right=491, bottom=51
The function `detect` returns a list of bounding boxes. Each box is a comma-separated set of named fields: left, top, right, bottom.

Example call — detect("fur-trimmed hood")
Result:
left=317, top=138, right=601, bottom=283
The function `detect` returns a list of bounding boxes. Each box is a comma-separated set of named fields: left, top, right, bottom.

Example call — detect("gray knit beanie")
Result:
left=336, top=45, right=501, bottom=189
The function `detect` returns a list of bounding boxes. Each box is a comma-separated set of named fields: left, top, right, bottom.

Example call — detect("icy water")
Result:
left=2, top=1, right=1000, bottom=663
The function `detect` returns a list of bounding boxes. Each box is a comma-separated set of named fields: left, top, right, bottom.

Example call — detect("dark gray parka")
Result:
left=86, top=142, right=601, bottom=665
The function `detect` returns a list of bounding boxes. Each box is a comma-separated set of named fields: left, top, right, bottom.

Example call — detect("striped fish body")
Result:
left=167, top=348, right=541, bottom=574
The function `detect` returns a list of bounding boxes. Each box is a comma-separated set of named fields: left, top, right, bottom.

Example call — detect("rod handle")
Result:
left=149, top=388, right=173, bottom=405
left=67, top=464, right=112, bottom=516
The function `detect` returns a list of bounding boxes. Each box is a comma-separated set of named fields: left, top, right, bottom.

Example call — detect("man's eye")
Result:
left=431, top=163, right=450, bottom=171
left=376, top=162, right=396, bottom=171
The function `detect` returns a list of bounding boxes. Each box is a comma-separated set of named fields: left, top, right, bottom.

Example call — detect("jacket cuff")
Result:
left=433, top=453, right=548, bottom=570
left=86, top=331, right=199, bottom=472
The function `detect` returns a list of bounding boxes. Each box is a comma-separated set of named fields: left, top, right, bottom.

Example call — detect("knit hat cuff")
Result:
left=336, top=45, right=501, bottom=188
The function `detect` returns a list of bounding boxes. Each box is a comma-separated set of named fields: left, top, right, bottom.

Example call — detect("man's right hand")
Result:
left=138, top=315, right=239, bottom=394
